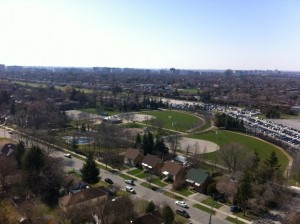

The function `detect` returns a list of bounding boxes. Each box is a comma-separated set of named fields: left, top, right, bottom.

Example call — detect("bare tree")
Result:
left=165, top=134, right=182, bottom=156
left=217, top=142, right=247, bottom=177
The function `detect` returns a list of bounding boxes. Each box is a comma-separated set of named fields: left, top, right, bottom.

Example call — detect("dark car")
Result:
left=105, top=178, right=114, bottom=184
left=230, top=205, right=242, bottom=213
left=176, top=209, right=190, bottom=218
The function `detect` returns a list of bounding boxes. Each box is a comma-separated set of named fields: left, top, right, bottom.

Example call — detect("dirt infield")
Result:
left=172, top=137, right=219, bottom=154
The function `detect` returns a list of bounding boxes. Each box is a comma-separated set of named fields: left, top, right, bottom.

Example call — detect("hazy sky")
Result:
left=0, top=0, right=299, bottom=70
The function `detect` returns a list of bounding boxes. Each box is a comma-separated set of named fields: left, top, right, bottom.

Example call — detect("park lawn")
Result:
left=189, top=130, right=289, bottom=171
left=141, top=110, right=202, bottom=132
left=201, top=198, right=223, bottom=209
left=193, top=203, right=215, bottom=214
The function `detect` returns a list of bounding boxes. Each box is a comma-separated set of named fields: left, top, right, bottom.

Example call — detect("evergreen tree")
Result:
left=134, top=133, right=142, bottom=149
left=71, top=135, right=78, bottom=151
left=15, top=141, right=26, bottom=168
left=23, top=146, right=45, bottom=173
left=81, top=153, right=100, bottom=184
left=265, top=150, right=281, bottom=170
left=142, top=133, right=149, bottom=155
left=237, top=172, right=252, bottom=215
left=154, top=135, right=168, bottom=156
left=162, top=205, right=174, bottom=224
left=10, top=101, right=16, bottom=115
left=147, top=132, right=154, bottom=154
left=145, top=201, right=155, bottom=213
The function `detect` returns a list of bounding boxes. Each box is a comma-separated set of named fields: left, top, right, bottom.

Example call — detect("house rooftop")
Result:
left=124, top=148, right=142, bottom=160
left=186, top=168, right=209, bottom=184
left=59, top=186, right=107, bottom=207
left=161, top=161, right=183, bottom=176
left=142, top=154, right=162, bottom=168
left=0, top=140, right=16, bottom=157
left=133, top=213, right=165, bottom=224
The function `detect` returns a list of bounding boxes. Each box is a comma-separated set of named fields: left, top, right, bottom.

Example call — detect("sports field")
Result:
left=141, top=110, right=203, bottom=132
left=189, top=130, right=290, bottom=170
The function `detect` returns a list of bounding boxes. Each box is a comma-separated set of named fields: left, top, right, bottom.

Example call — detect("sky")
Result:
left=0, top=0, right=299, bottom=71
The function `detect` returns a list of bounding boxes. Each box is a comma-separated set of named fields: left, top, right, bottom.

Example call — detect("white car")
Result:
left=64, top=153, right=71, bottom=158
left=125, top=186, right=136, bottom=194
left=175, top=201, right=188, bottom=208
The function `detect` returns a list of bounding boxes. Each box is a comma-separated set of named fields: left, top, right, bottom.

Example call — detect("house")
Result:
left=161, top=161, right=186, bottom=182
left=124, top=148, right=144, bottom=166
left=186, top=168, right=211, bottom=194
left=132, top=212, right=165, bottom=224
left=141, top=154, right=163, bottom=175
left=0, top=140, right=16, bottom=158
left=58, top=186, right=108, bottom=212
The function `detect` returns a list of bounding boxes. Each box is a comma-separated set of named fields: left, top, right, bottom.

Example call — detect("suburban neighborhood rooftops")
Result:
left=142, top=154, right=162, bottom=168
left=124, top=148, right=143, bottom=160
left=186, top=168, right=209, bottom=184
left=59, top=186, right=107, bottom=207
left=161, top=161, right=183, bottom=176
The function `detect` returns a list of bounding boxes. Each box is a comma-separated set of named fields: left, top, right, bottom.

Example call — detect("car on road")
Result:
left=230, top=205, right=242, bottom=213
left=105, top=178, right=114, bottom=184
left=125, top=179, right=135, bottom=185
left=64, top=153, right=71, bottom=158
left=126, top=186, right=136, bottom=194
left=175, top=209, right=190, bottom=218
left=175, top=201, right=188, bottom=208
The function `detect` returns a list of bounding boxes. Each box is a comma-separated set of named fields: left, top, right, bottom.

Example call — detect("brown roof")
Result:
left=162, top=161, right=183, bottom=176
left=59, top=186, right=107, bottom=207
left=142, top=154, right=162, bottom=167
left=124, top=148, right=142, bottom=160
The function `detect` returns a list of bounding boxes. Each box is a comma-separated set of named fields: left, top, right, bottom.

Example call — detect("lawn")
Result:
left=140, top=182, right=159, bottom=191
left=128, top=168, right=143, bottom=175
left=175, top=188, right=194, bottom=197
left=163, top=191, right=184, bottom=200
left=226, top=217, right=247, bottom=224
left=136, top=172, right=150, bottom=178
left=141, top=110, right=203, bottom=132
left=119, top=173, right=137, bottom=181
left=189, top=130, right=289, bottom=170
left=193, top=203, right=215, bottom=214
left=201, top=198, right=223, bottom=209
left=152, top=178, right=168, bottom=187
left=120, top=123, right=145, bottom=129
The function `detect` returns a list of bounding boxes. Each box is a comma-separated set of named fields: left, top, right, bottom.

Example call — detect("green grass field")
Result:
left=141, top=110, right=202, bottom=132
left=189, top=130, right=289, bottom=170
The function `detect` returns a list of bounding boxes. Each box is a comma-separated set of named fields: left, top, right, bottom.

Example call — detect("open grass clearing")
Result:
left=141, top=110, right=203, bottom=132
left=189, top=130, right=289, bottom=170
